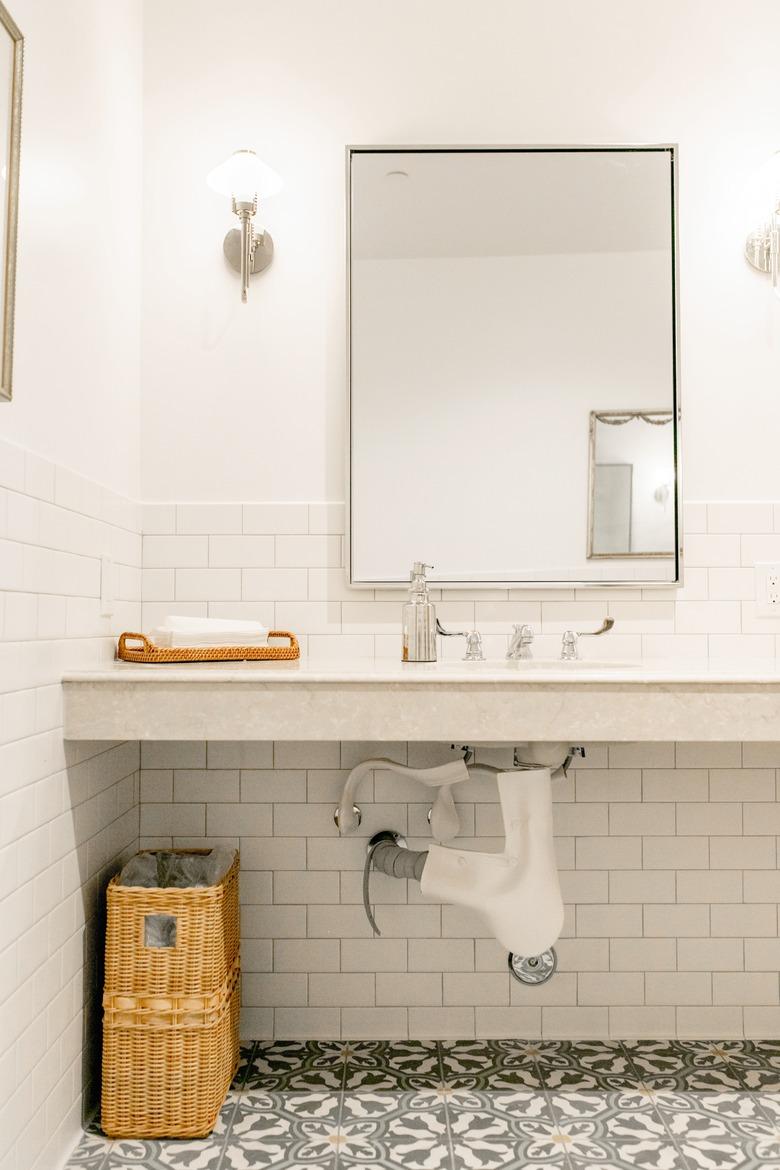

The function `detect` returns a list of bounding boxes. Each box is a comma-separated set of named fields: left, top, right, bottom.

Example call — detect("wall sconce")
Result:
left=745, top=150, right=780, bottom=298
left=207, top=149, right=282, bottom=302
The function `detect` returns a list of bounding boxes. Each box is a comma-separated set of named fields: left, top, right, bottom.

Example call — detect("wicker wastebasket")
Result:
left=101, top=849, right=240, bottom=1138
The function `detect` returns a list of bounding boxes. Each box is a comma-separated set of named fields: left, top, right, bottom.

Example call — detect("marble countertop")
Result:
left=63, top=657, right=780, bottom=743
left=63, top=657, right=780, bottom=685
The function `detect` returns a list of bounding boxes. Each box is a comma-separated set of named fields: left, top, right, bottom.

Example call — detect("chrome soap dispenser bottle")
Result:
left=402, top=561, right=437, bottom=662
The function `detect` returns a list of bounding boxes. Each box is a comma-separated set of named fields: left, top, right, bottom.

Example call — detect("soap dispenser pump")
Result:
left=402, top=561, right=437, bottom=662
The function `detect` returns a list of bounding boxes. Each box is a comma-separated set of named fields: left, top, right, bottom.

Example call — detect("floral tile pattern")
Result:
left=65, top=1039, right=780, bottom=1170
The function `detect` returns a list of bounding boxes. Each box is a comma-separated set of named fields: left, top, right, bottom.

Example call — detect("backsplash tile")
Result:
left=140, top=493, right=780, bottom=657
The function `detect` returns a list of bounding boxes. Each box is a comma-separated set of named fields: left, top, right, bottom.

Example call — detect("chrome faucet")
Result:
left=506, top=623, right=534, bottom=660
left=560, top=618, right=615, bottom=660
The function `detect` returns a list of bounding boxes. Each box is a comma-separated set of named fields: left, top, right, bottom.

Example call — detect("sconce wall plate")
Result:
left=224, top=228, right=274, bottom=276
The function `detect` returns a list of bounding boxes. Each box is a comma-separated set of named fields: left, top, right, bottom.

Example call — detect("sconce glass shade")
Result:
left=207, top=149, right=283, bottom=203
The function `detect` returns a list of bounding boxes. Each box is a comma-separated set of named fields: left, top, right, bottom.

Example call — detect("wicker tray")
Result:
left=117, top=630, right=299, bottom=663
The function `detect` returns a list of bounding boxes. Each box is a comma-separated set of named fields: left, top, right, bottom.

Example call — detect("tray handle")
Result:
left=118, top=632, right=152, bottom=657
left=268, top=630, right=300, bottom=655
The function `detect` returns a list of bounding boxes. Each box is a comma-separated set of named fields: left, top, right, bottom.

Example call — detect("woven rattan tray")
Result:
left=117, top=630, right=300, bottom=663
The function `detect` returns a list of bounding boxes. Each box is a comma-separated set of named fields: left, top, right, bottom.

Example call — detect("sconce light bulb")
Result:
left=207, top=149, right=283, bottom=203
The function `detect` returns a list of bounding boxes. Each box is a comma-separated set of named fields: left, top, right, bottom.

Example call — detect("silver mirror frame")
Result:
left=346, top=144, right=682, bottom=590
left=0, top=1, right=22, bottom=403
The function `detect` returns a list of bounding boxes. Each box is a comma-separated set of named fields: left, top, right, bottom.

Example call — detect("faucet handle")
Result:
left=561, top=630, right=579, bottom=660
left=436, top=620, right=485, bottom=661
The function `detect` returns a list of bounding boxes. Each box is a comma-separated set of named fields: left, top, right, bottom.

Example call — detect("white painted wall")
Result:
left=141, top=0, right=780, bottom=503
left=1, top=0, right=142, bottom=499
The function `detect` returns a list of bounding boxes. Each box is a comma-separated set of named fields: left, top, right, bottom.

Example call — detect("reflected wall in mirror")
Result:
left=0, top=2, right=21, bottom=402
left=348, top=145, right=680, bottom=587
left=588, top=411, right=675, bottom=558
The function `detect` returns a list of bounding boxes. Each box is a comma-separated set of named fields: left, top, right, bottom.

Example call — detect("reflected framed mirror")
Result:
left=0, top=1, right=21, bottom=402
left=347, top=144, right=681, bottom=588
left=588, top=411, right=676, bottom=558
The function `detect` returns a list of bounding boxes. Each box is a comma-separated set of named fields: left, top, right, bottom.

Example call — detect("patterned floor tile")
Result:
left=343, top=1040, right=443, bottom=1090
left=338, top=1089, right=450, bottom=1167
left=439, top=1040, right=543, bottom=1090
left=535, top=1042, right=637, bottom=1093
left=243, top=1040, right=348, bottom=1092
left=64, top=1040, right=780, bottom=1170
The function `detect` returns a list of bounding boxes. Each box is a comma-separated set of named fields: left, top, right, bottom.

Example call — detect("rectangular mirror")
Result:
left=347, top=145, right=680, bottom=587
left=0, top=2, right=21, bottom=403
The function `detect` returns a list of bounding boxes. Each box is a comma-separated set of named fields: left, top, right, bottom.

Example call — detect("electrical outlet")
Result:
left=756, top=563, right=780, bottom=616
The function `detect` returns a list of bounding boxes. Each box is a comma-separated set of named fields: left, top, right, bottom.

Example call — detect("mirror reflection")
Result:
left=588, top=411, right=676, bottom=558
left=348, top=146, right=680, bottom=586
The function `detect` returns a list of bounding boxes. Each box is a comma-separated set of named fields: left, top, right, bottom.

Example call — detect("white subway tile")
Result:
left=579, top=972, right=644, bottom=1005
left=610, top=1006, right=675, bottom=1037
left=677, top=938, right=743, bottom=971
left=744, top=1007, right=780, bottom=1038
left=209, top=536, right=274, bottom=567
left=243, top=504, right=309, bottom=535
left=377, top=972, right=442, bottom=1006
left=176, top=503, right=241, bottom=534
left=609, top=743, right=675, bottom=768
left=542, top=1007, right=608, bottom=1039
left=708, top=502, right=772, bottom=534
left=578, top=905, right=643, bottom=937
left=308, top=503, right=345, bottom=535
left=243, top=973, right=307, bottom=1006
left=341, top=1007, right=408, bottom=1039
left=242, top=567, right=308, bottom=600
left=685, top=535, right=741, bottom=568
left=475, top=1007, right=541, bottom=1038
left=711, top=904, right=777, bottom=937
left=175, top=567, right=241, bottom=601
left=341, top=939, right=407, bottom=972
left=676, top=1007, right=743, bottom=1039
left=710, top=837, right=775, bottom=869
left=610, top=939, right=676, bottom=971
left=675, top=601, right=741, bottom=634
left=646, top=972, right=711, bottom=1005
left=575, top=837, right=641, bottom=870
left=644, top=905, right=709, bottom=937
left=144, top=535, right=208, bottom=568
left=409, top=1007, right=474, bottom=1038
left=742, top=534, right=780, bottom=567
left=276, top=535, right=341, bottom=568
left=743, top=871, right=780, bottom=902
left=676, top=742, right=742, bottom=768
left=609, top=870, right=675, bottom=903
left=713, top=972, right=779, bottom=1005
left=274, top=1007, right=340, bottom=1039
left=708, top=568, right=756, bottom=601
left=745, top=939, right=780, bottom=970
left=311, top=973, right=374, bottom=1006
left=676, top=871, right=742, bottom=903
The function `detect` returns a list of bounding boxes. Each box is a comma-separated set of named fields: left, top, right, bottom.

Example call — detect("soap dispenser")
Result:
left=402, top=562, right=437, bottom=662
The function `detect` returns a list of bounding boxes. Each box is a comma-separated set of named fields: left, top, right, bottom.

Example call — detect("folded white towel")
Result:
left=151, top=615, right=269, bottom=647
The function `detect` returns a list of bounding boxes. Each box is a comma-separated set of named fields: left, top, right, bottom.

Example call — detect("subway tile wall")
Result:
left=139, top=739, right=780, bottom=1042
left=141, top=498, right=780, bottom=659
left=8, top=424, right=780, bottom=1163
left=0, top=439, right=140, bottom=1170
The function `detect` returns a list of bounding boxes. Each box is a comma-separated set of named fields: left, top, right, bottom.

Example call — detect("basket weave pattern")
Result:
left=101, top=962, right=240, bottom=1139
left=101, top=851, right=240, bottom=1138
left=117, top=630, right=300, bottom=662
left=103, top=852, right=240, bottom=996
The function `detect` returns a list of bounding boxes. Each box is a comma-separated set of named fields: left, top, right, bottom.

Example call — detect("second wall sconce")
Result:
left=207, top=149, right=283, bottom=302
left=745, top=150, right=780, bottom=299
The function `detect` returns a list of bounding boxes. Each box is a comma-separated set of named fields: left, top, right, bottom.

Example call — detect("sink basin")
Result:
left=506, top=659, right=638, bottom=670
